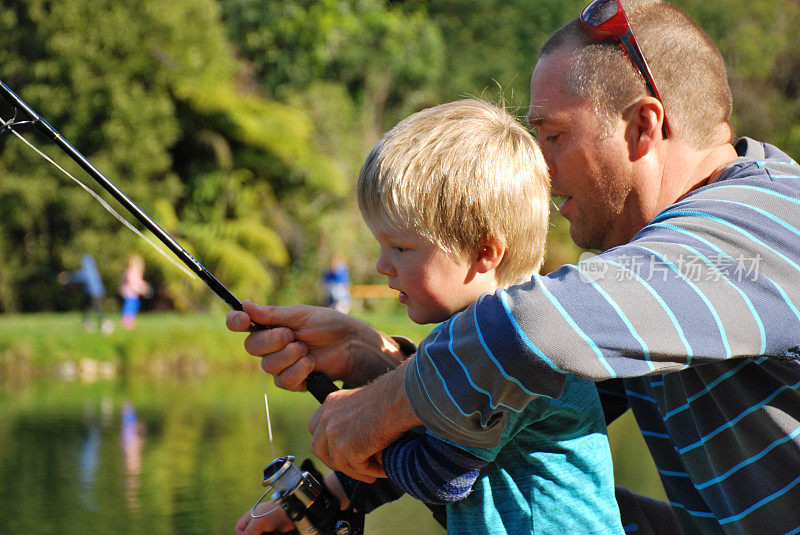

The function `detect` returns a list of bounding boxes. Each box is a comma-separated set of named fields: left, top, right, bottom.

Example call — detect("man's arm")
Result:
left=226, top=300, right=408, bottom=389
left=407, top=179, right=800, bottom=447
left=307, top=359, right=421, bottom=481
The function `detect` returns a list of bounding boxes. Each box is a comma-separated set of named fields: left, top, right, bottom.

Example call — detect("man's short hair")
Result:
left=357, top=99, right=550, bottom=286
left=539, top=0, right=734, bottom=148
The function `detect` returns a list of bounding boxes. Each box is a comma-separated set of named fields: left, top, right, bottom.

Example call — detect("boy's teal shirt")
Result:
left=442, top=374, right=624, bottom=534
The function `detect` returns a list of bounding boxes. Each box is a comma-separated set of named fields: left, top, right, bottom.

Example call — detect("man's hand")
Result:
left=226, top=300, right=409, bottom=390
left=307, top=362, right=421, bottom=482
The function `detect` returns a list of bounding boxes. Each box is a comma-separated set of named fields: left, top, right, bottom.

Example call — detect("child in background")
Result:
left=119, top=255, right=151, bottom=329
left=322, top=255, right=351, bottom=314
left=237, top=100, right=623, bottom=534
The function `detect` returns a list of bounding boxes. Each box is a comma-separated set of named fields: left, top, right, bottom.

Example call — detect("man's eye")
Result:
left=545, top=133, right=560, bottom=143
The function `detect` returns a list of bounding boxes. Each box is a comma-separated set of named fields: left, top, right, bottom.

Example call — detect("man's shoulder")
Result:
left=657, top=138, right=800, bottom=219
left=628, top=140, right=800, bottom=253
left=709, top=137, right=800, bottom=193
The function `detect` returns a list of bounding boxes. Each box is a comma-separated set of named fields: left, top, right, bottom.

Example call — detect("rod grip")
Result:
left=306, top=371, right=339, bottom=403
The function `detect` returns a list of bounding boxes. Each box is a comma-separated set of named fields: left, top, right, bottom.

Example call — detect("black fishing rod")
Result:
left=0, top=80, right=447, bottom=533
left=0, top=80, right=336, bottom=403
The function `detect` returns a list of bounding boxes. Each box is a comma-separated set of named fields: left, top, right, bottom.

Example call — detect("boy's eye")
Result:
left=392, top=246, right=407, bottom=253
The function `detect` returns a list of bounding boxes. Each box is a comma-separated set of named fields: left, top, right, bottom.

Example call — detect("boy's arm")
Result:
left=330, top=428, right=492, bottom=509
left=381, top=433, right=487, bottom=504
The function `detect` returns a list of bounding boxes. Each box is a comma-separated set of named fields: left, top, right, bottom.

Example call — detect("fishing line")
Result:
left=257, top=369, right=277, bottom=522
left=261, top=369, right=274, bottom=457
left=0, top=115, right=197, bottom=281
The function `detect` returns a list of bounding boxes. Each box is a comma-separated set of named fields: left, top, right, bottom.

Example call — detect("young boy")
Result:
left=237, top=100, right=623, bottom=534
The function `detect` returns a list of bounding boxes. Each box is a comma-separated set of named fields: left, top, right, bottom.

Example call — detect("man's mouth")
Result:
left=551, top=195, right=571, bottom=210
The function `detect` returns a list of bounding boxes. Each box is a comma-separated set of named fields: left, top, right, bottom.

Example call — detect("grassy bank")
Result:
left=0, top=306, right=432, bottom=378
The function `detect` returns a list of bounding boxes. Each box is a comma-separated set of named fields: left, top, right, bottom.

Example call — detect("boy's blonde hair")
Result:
left=357, top=99, right=550, bottom=286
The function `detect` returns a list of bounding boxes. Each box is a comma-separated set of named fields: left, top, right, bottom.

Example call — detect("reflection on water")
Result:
left=0, top=373, right=446, bottom=535
left=0, top=372, right=663, bottom=534
left=78, top=415, right=100, bottom=511
left=121, top=402, right=145, bottom=512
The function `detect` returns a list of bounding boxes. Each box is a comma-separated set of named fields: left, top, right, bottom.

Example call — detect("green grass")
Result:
left=0, top=307, right=432, bottom=375
left=0, top=312, right=238, bottom=370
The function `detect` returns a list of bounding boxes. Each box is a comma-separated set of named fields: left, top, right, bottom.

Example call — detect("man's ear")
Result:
left=625, top=96, right=664, bottom=159
left=473, top=239, right=506, bottom=274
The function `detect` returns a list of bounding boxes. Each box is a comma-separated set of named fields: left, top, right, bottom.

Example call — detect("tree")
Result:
left=0, top=0, right=345, bottom=312
left=674, top=0, right=800, bottom=158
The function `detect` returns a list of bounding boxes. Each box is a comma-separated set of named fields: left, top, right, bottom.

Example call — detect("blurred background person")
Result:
left=322, top=254, right=351, bottom=314
left=119, top=255, right=151, bottom=330
left=58, top=254, right=114, bottom=334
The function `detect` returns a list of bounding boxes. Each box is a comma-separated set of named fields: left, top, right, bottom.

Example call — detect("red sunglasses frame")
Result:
left=580, top=0, right=669, bottom=138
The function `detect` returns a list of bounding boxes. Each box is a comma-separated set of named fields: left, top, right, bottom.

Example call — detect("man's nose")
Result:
left=542, top=151, right=557, bottom=178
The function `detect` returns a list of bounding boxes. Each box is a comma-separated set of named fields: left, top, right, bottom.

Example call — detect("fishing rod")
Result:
left=0, top=80, right=337, bottom=403
left=0, top=80, right=446, bottom=534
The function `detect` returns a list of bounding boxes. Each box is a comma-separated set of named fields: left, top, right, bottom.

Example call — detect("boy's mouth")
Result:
left=389, top=283, right=409, bottom=304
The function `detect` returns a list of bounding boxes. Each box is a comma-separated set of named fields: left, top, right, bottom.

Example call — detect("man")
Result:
left=228, top=0, right=800, bottom=532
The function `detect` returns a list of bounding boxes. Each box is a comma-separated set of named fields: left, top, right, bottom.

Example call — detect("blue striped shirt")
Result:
left=405, top=138, right=800, bottom=534
left=383, top=376, right=624, bottom=534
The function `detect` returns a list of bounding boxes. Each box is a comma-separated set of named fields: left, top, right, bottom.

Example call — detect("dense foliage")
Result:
left=0, top=0, right=798, bottom=312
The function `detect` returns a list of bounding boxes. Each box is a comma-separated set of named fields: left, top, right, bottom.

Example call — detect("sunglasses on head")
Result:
left=580, top=0, right=669, bottom=138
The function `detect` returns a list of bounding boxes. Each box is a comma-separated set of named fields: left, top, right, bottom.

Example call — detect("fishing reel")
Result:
left=252, top=455, right=365, bottom=535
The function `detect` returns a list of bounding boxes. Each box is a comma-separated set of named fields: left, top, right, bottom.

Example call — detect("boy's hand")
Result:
left=234, top=471, right=349, bottom=534
left=234, top=501, right=294, bottom=535
left=226, top=300, right=409, bottom=390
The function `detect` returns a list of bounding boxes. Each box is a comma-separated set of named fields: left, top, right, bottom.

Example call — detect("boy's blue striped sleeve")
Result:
left=382, top=433, right=487, bottom=504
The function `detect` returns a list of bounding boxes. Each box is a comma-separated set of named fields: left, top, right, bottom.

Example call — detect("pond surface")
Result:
left=0, top=372, right=664, bottom=534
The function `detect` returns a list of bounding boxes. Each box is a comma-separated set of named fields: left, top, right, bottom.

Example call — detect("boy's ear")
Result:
left=473, top=239, right=505, bottom=274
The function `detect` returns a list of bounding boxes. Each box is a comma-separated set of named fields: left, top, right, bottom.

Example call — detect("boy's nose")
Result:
left=376, top=254, right=395, bottom=277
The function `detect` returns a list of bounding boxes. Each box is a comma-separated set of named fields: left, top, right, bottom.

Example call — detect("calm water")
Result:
left=0, top=372, right=664, bottom=535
